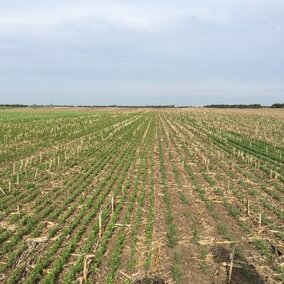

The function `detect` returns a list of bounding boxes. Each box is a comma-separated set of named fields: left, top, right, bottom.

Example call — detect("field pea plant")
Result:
left=0, top=107, right=283, bottom=283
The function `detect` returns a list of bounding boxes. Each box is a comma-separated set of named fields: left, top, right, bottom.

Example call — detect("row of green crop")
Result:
left=177, top=114, right=284, bottom=183
left=163, top=114, right=262, bottom=282
left=0, top=112, right=142, bottom=181
left=1, top=114, right=148, bottom=282
left=0, top=114, right=145, bottom=247
left=165, top=113, right=283, bottom=282
left=104, top=116, right=156, bottom=283
left=169, top=113, right=284, bottom=239
left=169, top=113, right=283, bottom=225
left=181, top=110, right=284, bottom=153
left=73, top=114, right=153, bottom=283
left=0, top=111, right=140, bottom=165
left=2, top=132, right=128, bottom=279
left=174, top=113, right=284, bottom=196
left=8, top=114, right=151, bottom=284
left=159, top=115, right=192, bottom=282
left=144, top=116, right=156, bottom=271
left=127, top=118, right=153, bottom=272
left=0, top=113, right=143, bottom=213
left=157, top=116, right=178, bottom=248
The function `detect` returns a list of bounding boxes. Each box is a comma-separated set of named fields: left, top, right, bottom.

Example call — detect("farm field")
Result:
left=0, top=108, right=283, bottom=284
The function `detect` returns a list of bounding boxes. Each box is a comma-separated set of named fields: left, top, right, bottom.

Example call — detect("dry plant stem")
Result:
left=0, top=187, right=6, bottom=195
left=228, top=247, right=235, bottom=283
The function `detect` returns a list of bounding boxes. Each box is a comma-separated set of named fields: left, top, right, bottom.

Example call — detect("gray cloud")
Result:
left=0, top=1, right=283, bottom=105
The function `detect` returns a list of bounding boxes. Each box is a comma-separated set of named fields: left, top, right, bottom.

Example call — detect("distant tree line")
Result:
left=1, top=104, right=177, bottom=108
left=204, top=103, right=284, bottom=109
left=204, top=104, right=262, bottom=109
left=77, top=105, right=176, bottom=108
left=0, top=104, right=29, bottom=108
left=271, top=103, right=284, bottom=108
left=1, top=103, right=283, bottom=109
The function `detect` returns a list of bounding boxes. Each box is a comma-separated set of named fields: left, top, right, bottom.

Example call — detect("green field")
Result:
left=0, top=108, right=283, bottom=283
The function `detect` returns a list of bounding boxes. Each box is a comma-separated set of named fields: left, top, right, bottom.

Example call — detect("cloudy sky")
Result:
left=0, top=0, right=283, bottom=106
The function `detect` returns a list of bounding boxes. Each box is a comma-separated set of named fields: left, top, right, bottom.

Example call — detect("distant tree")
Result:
left=0, top=104, right=28, bottom=108
left=204, top=104, right=262, bottom=109
left=271, top=103, right=284, bottom=108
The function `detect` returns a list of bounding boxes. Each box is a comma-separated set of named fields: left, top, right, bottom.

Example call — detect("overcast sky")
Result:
left=0, top=0, right=284, bottom=106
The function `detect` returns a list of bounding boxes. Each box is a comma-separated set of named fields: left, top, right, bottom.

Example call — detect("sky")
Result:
left=0, top=0, right=284, bottom=106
